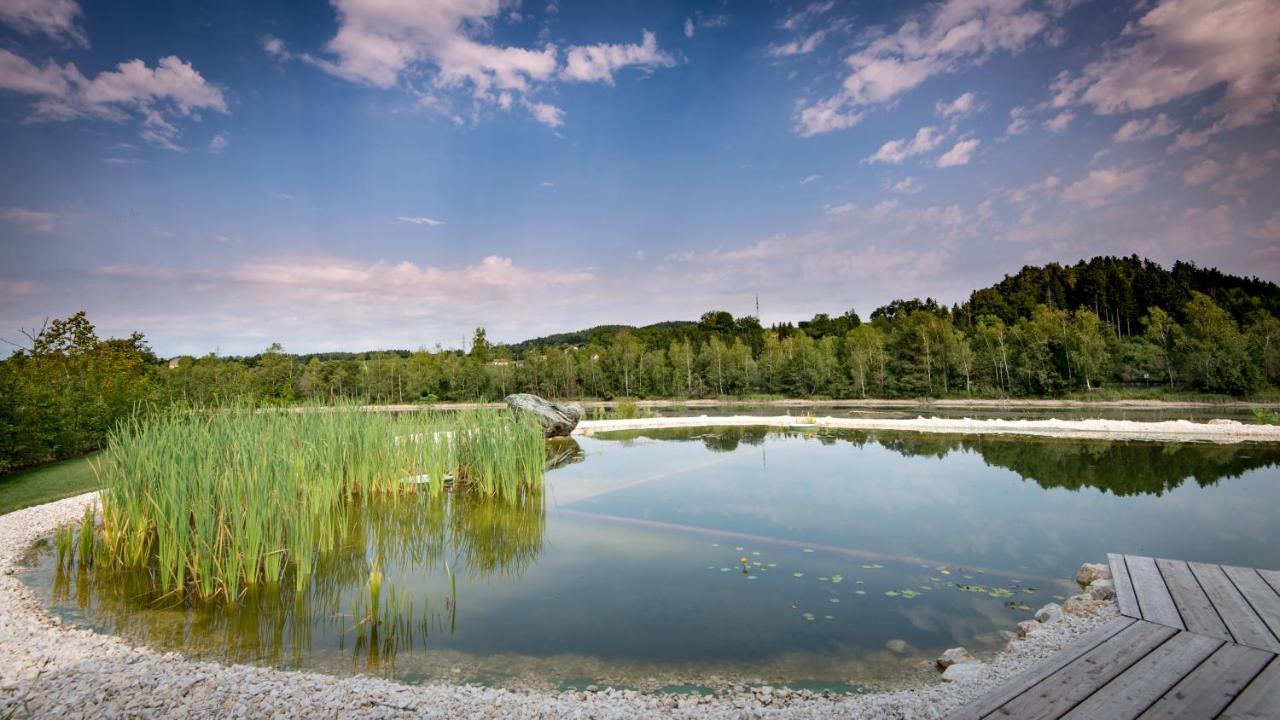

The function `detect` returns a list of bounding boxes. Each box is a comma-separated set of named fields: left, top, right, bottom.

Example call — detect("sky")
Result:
left=1, top=0, right=1278, bottom=357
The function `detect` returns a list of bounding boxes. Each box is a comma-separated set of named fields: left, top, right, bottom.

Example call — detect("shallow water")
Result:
left=23, top=428, right=1280, bottom=692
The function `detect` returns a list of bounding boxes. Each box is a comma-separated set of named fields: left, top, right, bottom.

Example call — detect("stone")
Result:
left=1064, top=593, right=1101, bottom=616
left=1076, top=563, right=1111, bottom=587
left=1088, top=579, right=1115, bottom=601
left=1208, top=418, right=1241, bottom=425
left=936, top=647, right=976, bottom=670
left=941, top=662, right=986, bottom=683
left=1016, top=620, right=1039, bottom=639
left=1034, top=603, right=1064, bottom=624
left=885, top=639, right=908, bottom=653
left=504, top=393, right=584, bottom=438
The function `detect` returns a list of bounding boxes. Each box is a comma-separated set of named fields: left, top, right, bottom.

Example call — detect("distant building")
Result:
left=167, top=357, right=182, bottom=369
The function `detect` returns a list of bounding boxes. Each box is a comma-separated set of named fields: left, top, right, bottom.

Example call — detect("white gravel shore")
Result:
left=0, top=492, right=1121, bottom=719
left=575, top=414, right=1280, bottom=443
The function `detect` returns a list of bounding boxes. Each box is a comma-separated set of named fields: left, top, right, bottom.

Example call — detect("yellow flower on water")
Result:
left=740, top=557, right=748, bottom=563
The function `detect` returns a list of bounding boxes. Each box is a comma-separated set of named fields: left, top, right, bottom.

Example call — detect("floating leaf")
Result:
left=803, top=549, right=815, bottom=553
left=747, top=575, right=758, bottom=580
left=824, top=615, right=834, bottom=620
left=885, top=591, right=900, bottom=597
left=751, top=551, right=761, bottom=556
left=719, top=568, right=731, bottom=572
left=802, top=612, right=816, bottom=621
left=829, top=598, right=840, bottom=603
left=819, top=577, right=829, bottom=582
left=854, top=590, right=866, bottom=595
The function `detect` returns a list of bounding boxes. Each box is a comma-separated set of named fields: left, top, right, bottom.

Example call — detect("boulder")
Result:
left=1088, top=578, right=1116, bottom=601
left=1016, top=620, right=1040, bottom=639
left=1076, top=562, right=1111, bottom=587
left=941, top=662, right=987, bottom=683
left=885, top=639, right=908, bottom=654
left=1035, top=602, right=1064, bottom=624
left=505, top=394, right=584, bottom=438
left=936, top=647, right=977, bottom=670
left=1064, top=593, right=1102, bottom=616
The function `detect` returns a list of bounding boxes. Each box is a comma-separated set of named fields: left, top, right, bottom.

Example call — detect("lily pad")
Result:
left=885, top=591, right=900, bottom=597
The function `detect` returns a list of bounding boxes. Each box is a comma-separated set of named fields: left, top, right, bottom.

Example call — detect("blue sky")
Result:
left=1, top=0, right=1278, bottom=356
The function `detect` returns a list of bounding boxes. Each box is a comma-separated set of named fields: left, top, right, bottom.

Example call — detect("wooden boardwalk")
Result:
left=951, top=555, right=1280, bottom=719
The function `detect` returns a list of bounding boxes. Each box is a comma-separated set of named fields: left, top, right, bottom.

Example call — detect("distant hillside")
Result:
left=508, top=321, right=701, bottom=355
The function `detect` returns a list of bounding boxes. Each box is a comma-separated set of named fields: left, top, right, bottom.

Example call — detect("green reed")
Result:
left=89, top=403, right=545, bottom=602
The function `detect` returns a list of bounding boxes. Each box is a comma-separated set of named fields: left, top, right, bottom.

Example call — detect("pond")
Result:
left=22, top=427, right=1280, bottom=693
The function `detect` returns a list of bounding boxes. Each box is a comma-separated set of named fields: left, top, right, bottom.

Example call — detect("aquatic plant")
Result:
left=89, top=403, right=545, bottom=601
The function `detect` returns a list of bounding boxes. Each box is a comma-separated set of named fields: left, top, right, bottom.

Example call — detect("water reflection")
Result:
left=45, top=485, right=545, bottom=676
left=597, top=427, right=1280, bottom=497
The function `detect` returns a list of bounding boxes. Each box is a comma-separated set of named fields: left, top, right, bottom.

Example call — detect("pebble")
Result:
left=0, top=492, right=1121, bottom=719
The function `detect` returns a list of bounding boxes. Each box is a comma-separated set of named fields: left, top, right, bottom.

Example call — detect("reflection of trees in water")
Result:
left=598, top=427, right=1280, bottom=497
left=50, top=486, right=545, bottom=673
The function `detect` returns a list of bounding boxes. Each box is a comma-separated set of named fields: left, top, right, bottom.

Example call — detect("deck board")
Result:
left=949, top=617, right=1136, bottom=720
left=1223, top=565, right=1280, bottom=644
left=1111, top=553, right=1140, bottom=618
left=1062, top=630, right=1222, bottom=720
left=989, top=620, right=1176, bottom=720
left=1156, top=558, right=1231, bottom=641
left=1189, top=561, right=1280, bottom=653
left=1220, top=656, right=1280, bottom=719
left=1127, top=556, right=1184, bottom=630
left=1137, top=643, right=1274, bottom=719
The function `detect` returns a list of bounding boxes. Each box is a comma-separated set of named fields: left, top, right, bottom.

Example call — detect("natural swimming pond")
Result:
left=22, top=427, right=1280, bottom=692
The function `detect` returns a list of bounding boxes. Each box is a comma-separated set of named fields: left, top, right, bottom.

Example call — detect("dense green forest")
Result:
left=3, top=256, right=1279, bottom=472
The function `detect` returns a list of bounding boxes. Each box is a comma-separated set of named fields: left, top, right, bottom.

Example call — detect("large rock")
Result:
left=1076, top=563, right=1111, bottom=587
left=1088, top=578, right=1116, bottom=601
left=941, top=662, right=987, bottom=683
left=505, top=394, right=584, bottom=438
left=936, top=647, right=977, bottom=670
left=1035, top=602, right=1064, bottom=624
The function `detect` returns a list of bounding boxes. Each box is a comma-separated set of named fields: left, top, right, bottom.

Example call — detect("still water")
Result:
left=23, top=428, right=1280, bottom=692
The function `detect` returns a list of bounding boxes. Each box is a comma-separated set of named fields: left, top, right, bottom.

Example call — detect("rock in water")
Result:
left=505, top=394, right=584, bottom=438
left=936, top=647, right=976, bottom=670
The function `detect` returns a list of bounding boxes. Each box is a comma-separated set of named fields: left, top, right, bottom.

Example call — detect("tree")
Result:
left=1176, top=292, right=1259, bottom=395
left=1246, top=311, right=1280, bottom=387
left=1066, top=310, right=1111, bottom=391
left=1140, top=307, right=1179, bottom=387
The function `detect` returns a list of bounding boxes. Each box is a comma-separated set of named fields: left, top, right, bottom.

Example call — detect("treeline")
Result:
left=2, top=256, right=1279, bottom=472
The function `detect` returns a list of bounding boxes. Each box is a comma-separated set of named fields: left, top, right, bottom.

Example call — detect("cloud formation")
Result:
left=0, top=50, right=227, bottom=149
left=0, top=0, right=86, bottom=47
left=561, top=31, right=675, bottom=84
left=866, top=126, right=944, bottom=164
left=2, top=207, right=58, bottom=233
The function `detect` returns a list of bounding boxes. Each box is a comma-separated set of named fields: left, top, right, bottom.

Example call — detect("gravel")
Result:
left=576, top=415, right=1280, bottom=443
left=1, top=493, right=1119, bottom=719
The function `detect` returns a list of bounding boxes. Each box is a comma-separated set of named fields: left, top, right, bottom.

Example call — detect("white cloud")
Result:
left=1182, top=158, right=1222, bottom=187
left=0, top=50, right=227, bottom=149
left=891, top=176, right=923, bottom=194
left=2, top=207, right=58, bottom=233
left=768, top=28, right=831, bottom=57
left=684, top=18, right=694, bottom=38
left=1058, top=0, right=1280, bottom=145
left=1112, top=112, right=1176, bottom=143
left=261, top=34, right=288, bottom=59
left=794, top=95, right=862, bottom=137
left=523, top=98, right=564, bottom=127
left=781, top=1, right=835, bottom=31
left=561, top=31, right=675, bottom=84
left=538, top=180, right=555, bottom=187
left=0, top=0, right=86, bottom=47
left=865, top=126, right=944, bottom=164
left=1004, top=105, right=1031, bottom=136
left=1246, top=210, right=1280, bottom=240
left=1006, top=174, right=1060, bottom=203
left=935, top=91, right=983, bottom=118
left=799, top=174, right=821, bottom=185
left=209, top=133, right=229, bottom=153
left=937, top=138, right=980, bottom=167
left=1061, top=165, right=1150, bottom=208
left=397, top=216, right=445, bottom=226
left=1043, top=111, right=1074, bottom=133
left=1209, top=149, right=1280, bottom=202
left=794, top=0, right=1067, bottom=136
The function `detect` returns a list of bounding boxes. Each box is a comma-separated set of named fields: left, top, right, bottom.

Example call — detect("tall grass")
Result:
left=90, top=404, right=544, bottom=601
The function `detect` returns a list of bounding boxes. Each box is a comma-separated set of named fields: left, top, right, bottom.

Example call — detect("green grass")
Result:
left=89, top=403, right=544, bottom=602
left=0, top=454, right=100, bottom=515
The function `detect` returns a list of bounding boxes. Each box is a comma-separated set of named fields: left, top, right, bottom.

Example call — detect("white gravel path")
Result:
left=0, top=492, right=1122, bottom=719
left=575, top=415, right=1280, bottom=443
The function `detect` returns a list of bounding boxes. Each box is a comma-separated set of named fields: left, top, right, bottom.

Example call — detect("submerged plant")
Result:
left=90, top=403, right=546, bottom=602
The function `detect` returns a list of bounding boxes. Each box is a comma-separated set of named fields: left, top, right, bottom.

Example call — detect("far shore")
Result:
left=363, top=397, right=1280, bottom=412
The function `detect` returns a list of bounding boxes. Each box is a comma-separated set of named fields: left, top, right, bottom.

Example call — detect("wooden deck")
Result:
left=950, top=555, right=1280, bottom=719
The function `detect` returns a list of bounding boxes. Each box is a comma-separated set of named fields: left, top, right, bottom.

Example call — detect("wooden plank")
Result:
left=988, top=620, right=1178, bottom=720
left=1259, top=568, right=1280, bottom=597
left=1156, top=558, right=1231, bottom=641
left=1190, top=562, right=1280, bottom=653
left=1138, top=643, right=1275, bottom=720
left=1111, top=553, right=1141, bottom=618
left=1224, top=565, right=1280, bottom=644
left=949, top=617, right=1137, bottom=720
left=1062, top=631, right=1222, bottom=720
left=1220, top=656, right=1280, bottom=719
left=1127, top=555, right=1185, bottom=629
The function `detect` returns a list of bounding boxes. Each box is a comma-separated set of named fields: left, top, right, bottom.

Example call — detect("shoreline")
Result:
left=353, top=397, right=1280, bottom=412
left=574, top=414, right=1280, bottom=443
left=0, top=493, right=1120, bottom=718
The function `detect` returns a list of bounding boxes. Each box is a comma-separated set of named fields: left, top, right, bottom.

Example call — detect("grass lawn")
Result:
left=0, top=454, right=100, bottom=515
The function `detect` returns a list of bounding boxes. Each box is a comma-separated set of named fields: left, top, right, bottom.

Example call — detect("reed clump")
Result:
left=90, top=404, right=544, bottom=602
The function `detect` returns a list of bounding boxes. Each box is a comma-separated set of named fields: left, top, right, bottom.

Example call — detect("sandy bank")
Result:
left=575, top=415, right=1280, bottom=443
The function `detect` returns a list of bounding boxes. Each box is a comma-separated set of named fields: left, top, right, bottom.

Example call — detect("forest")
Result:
left=3, top=256, right=1279, bottom=472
